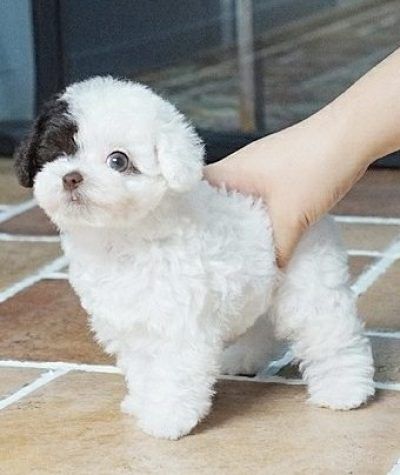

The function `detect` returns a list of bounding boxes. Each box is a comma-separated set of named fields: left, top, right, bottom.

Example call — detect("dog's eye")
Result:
left=106, top=151, right=130, bottom=173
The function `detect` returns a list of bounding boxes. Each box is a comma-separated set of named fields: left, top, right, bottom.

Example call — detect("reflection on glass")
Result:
left=132, top=0, right=400, bottom=135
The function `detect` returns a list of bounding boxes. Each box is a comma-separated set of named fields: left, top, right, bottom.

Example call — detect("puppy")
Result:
left=14, top=76, right=374, bottom=439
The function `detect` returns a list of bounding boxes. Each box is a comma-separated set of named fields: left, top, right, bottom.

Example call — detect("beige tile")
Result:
left=334, top=169, right=400, bottom=218
left=338, top=222, right=400, bottom=251
left=0, top=158, right=32, bottom=204
left=371, top=337, right=400, bottom=383
left=0, top=206, right=58, bottom=236
left=0, top=241, right=62, bottom=291
left=359, top=261, right=400, bottom=330
left=348, top=256, right=374, bottom=282
left=0, top=368, right=43, bottom=399
left=0, top=280, right=110, bottom=364
left=0, top=372, right=399, bottom=474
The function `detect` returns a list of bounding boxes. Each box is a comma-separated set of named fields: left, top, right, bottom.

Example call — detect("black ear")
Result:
left=14, top=119, right=43, bottom=188
left=13, top=97, right=77, bottom=188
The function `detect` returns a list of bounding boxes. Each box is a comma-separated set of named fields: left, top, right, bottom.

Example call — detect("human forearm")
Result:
left=316, top=47, right=400, bottom=165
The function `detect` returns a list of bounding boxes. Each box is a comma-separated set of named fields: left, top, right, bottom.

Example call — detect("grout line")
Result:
left=334, top=215, right=400, bottom=226
left=388, top=458, right=400, bottom=475
left=347, top=249, right=383, bottom=258
left=366, top=330, right=400, bottom=339
left=0, top=199, right=36, bottom=224
left=0, top=360, right=121, bottom=374
left=0, top=255, right=69, bottom=303
left=374, top=381, right=400, bottom=391
left=0, top=368, right=70, bottom=411
left=0, top=232, right=60, bottom=243
left=219, top=374, right=305, bottom=385
left=351, top=239, right=400, bottom=296
left=0, top=359, right=398, bottom=391
left=44, top=272, right=68, bottom=280
left=260, top=349, right=294, bottom=377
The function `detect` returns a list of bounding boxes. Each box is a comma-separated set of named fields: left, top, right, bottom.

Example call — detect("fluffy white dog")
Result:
left=15, top=76, right=374, bottom=439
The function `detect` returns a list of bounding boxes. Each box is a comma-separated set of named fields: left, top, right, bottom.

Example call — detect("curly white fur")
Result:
left=33, top=77, right=374, bottom=439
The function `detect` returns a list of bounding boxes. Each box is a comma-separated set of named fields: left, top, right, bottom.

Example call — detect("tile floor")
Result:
left=0, top=157, right=399, bottom=474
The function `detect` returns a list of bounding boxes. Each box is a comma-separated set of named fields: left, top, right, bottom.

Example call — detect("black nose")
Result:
left=63, top=171, right=83, bottom=191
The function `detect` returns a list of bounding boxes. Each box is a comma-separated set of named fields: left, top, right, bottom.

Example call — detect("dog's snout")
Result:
left=63, top=171, right=83, bottom=191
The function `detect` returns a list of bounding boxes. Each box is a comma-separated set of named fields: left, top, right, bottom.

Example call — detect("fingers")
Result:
left=269, top=209, right=306, bottom=268
left=202, top=161, right=228, bottom=188
left=204, top=155, right=305, bottom=268
left=204, top=153, right=250, bottom=188
left=205, top=159, right=305, bottom=268
left=274, top=234, right=299, bottom=269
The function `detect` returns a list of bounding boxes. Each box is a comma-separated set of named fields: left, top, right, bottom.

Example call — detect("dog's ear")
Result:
left=156, top=103, right=204, bottom=192
left=14, top=97, right=77, bottom=188
left=14, top=114, right=45, bottom=188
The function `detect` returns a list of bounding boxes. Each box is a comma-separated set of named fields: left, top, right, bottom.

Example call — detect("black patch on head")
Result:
left=14, top=97, right=78, bottom=187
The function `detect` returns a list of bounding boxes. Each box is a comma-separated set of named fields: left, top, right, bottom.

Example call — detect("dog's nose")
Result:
left=63, top=171, right=83, bottom=191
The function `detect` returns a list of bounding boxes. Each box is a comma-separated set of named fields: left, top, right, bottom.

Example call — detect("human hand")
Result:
left=204, top=112, right=368, bottom=267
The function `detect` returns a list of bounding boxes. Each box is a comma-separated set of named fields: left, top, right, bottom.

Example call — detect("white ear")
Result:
left=157, top=103, right=204, bottom=192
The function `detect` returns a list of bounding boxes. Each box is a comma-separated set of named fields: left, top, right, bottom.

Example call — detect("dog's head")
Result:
left=14, top=76, right=204, bottom=229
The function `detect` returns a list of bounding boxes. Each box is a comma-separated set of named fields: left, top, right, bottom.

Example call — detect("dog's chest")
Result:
left=68, top=238, right=211, bottom=331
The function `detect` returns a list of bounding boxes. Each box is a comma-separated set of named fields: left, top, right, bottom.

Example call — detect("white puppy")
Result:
left=14, top=76, right=374, bottom=439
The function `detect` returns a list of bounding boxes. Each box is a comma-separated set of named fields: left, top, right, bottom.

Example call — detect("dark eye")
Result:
left=106, top=151, right=130, bottom=172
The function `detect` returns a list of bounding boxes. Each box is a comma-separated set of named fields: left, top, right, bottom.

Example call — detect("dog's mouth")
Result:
left=64, top=189, right=84, bottom=206
left=70, top=191, right=80, bottom=202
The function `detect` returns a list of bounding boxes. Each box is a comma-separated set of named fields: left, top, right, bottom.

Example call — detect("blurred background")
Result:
left=0, top=0, right=399, bottom=164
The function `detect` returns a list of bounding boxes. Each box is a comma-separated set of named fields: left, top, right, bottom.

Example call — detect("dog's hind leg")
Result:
left=273, top=218, right=375, bottom=410
left=220, top=314, right=276, bottom=375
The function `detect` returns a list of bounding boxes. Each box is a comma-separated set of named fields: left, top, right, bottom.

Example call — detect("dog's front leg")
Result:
left=122, top=334, right=221, bottom=440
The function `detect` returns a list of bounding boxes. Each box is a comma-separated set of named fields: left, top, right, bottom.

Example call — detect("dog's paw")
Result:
left=304, top=347, right=375, bottom=410
left=121, top=395, right=200, bottom=438
left=220, top=344, right=266, bottom=376
left=137, top=410, right=200, bottom=440
left=308, top=380, right=375, bottom=410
